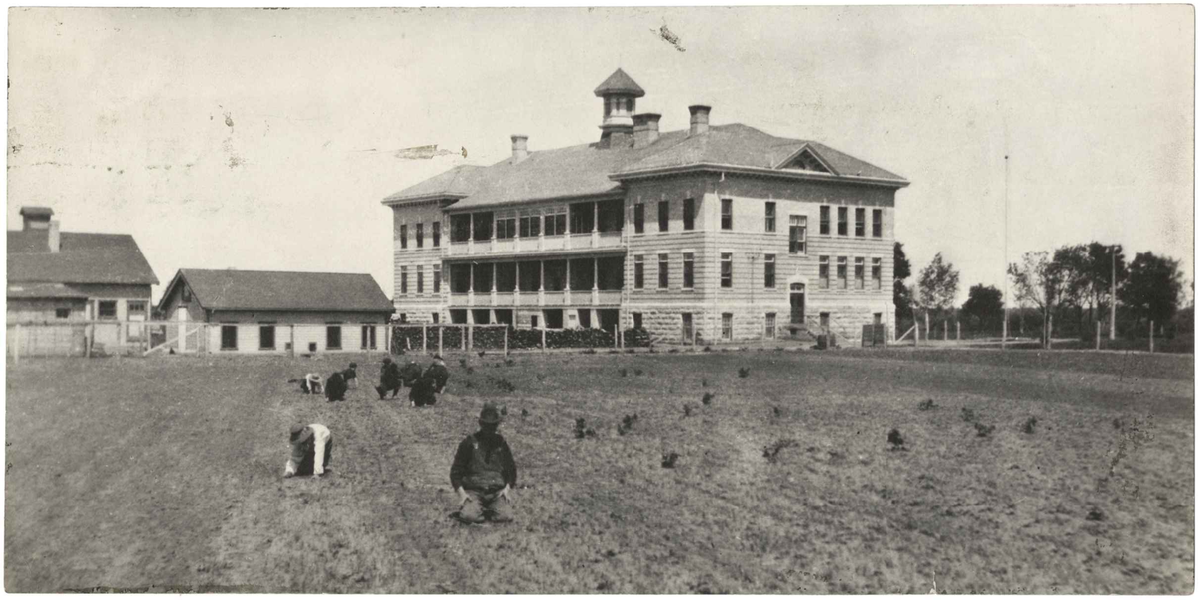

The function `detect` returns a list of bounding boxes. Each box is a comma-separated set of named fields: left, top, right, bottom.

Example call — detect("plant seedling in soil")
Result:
left=574, top=418, right=598, bottom=439
left=633, top=369, right=643, bottom=376
left=961, top=407, right=976, bottom=422
left=974, top=423, right=996, bottom=438
left=762, top=438, right=797, bottom=463
left=521, top=408, right=529, bottom=418
left=887, top=428, right=906, bottom=450
left=701, top=378, right=708, bottom=388
left=494, top=378, right=516, bottom=393
left=1022, top=417, right=1038, bottom=434
left=617, top=414, right=638, bottom=436
left=771, top=406, right=782, bottom=418
left=619, top=368, right=628, bottom=378
left=738, top=367, right=751, bottom=378
left=701, top=392, right=715, bottom=406
left=918, top=399, right=937, bottom=411
left=661, top=451, right=680, bottom=468
left=683, top=404, right=694, bottom=418
left=1086, top=507, right=1105, bottom=521
left=459, top=358, right=468, bottom=368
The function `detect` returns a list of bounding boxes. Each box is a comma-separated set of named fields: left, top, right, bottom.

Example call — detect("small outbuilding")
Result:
left=154, top=268, right=394, bottom=354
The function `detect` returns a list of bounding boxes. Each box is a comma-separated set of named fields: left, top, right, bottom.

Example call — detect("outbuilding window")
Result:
left=221, top=325, right=238, bottom=350
left=259, top=325, right=275, bottom=350
left=326, top=325, right=342, bottom=350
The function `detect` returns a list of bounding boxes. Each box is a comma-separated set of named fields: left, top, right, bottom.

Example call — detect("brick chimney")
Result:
left=688, top=105, right=711, bottom=136
left=48, top=219, right=60, bottom=253
left=632, top=113, right=661, bottom=147
left=511, top=134, right=529, bottom=163
left=19, top=206, right=53, bottom=231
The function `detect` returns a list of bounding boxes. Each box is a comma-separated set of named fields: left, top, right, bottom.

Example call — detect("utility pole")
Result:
left=1109, top=245, right=1117, bottom=340
left=1002, top=152, right=1009, bottom=350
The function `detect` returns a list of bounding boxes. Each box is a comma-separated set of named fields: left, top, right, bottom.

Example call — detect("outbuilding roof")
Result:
left=7, top=230, right=159, bottom=286
left=159, top=269, right=393, bottom=314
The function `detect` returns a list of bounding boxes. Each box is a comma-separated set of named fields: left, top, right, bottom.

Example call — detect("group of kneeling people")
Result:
left=284, top=401, right=517, bottom=524
left=296, top=355, right=450, bottom=407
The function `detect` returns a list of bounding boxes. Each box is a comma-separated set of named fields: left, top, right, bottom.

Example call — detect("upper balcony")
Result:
left=446, top=199, right=625, bottom=257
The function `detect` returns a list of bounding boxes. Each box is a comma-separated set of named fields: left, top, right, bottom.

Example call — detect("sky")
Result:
left=7, top=7, right=1194, bottom=307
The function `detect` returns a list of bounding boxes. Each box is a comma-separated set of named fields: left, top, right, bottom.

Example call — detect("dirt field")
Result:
left=5, top=347, right=1194, bottom=593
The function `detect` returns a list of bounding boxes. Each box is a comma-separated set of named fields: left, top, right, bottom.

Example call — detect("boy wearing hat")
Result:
left=376, top=357, right=404, bottom=399
left=449, top=403, right=517, bottom=523
left=424, top=355, right=450, bottom=394
left=343, top=362, right=359, bottom=390
left=325, top=370, right=348, bottom=402
left=284, top=423, right=333, bottom=478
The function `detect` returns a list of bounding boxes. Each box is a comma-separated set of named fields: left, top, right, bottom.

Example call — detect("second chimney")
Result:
left=48, top=219, right=60, bottom=253
left=688, top=105, right=711, bottom=136
left=632, top=113, right=661, bottom=147
left=511, top=134, right=529, bottom=163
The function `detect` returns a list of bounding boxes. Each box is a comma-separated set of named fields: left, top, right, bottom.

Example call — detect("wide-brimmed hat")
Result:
left=289, top=424, right=312, bottom=443
left=348, top=362, right=357, bottom=369
left=479, top=402, right=503, bottom=425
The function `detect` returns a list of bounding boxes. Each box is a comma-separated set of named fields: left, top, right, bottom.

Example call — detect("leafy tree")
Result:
left=1007, top=251, right=1070, bottom=348
left=893, top=242, right=913, bottom=324
left=894, top=242, right=911, bottom=281
left=1119, top=252, right=1183, bottom=329
left=961, top=284, right=1004, bottom=332
left=917, top=253, right=960, bottom=325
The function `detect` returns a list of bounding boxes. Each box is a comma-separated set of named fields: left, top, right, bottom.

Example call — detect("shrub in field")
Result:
left=1086, top=507, right=1105, bottom=521
left=1022, top=417, right=1038, bottom=434
left=738, top=367, right=751, bottom=378
left=661, top=451, right=680, bottom=468
left=574, top=418, right=598, bottom=439
left=762, top=438, right=797, bottom=463
left=493, top=377, right=516, bottom=393
left=617, top=414, right=638, bottom=435
left=771, top=406, right=782, bottom=418
left=683, top=404, right=694, bottom=417
left=917, top=399, right=938, bottom=411
left=619, top=368, right=628, bottom=378
left=887, top=428, right=906, bottom=450
left=623, top=328, right=651, bottom=348
left=961, top=407, right=976, bottom=422
left=974, top=423, right=996, bottom=438
left=633, top=368, right=643, bottom=376
left=701, top=378, right=708, bottom=387
left=521, top=408, right=529, bottom=418
left=701, top=392, right=715, bottom=406
left=703, top=346, right=712, bottom=353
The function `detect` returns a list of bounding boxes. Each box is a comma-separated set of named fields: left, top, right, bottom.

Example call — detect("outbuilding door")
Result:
left=789, top=283, right=806, bottom=324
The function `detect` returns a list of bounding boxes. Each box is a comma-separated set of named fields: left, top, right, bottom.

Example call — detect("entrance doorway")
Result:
left=789, top=283, right=806, bottom=324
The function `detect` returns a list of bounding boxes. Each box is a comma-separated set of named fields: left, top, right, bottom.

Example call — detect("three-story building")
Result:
left=382, top=69, right=908, bottom=343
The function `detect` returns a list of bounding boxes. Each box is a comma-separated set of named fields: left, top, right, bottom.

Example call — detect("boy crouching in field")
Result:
left=343, top=362, right=358, bottom=389
left=284, top=423, right=333, bottom=478
left=450, top=403, right=516, bottom=523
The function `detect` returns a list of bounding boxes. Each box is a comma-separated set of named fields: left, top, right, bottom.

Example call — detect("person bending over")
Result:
left=284, top=423, right=333, bottom=478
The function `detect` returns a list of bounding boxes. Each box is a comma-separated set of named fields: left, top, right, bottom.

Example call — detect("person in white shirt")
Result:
left=284, top=423, right=333, bottom=478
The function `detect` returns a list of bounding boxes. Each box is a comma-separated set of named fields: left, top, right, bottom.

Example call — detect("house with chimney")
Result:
left=381, top=69, right=908, bottom=344
left=7, top=206, right=158, bottom=354
left=154, top=269, right=394, bottom=354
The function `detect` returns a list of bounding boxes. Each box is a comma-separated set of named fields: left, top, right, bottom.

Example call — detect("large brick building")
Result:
left=382, top=69, right=908, bottom=344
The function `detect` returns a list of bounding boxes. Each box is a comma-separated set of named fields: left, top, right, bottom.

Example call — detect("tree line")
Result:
left=892, top=241, right=1190, bottom=347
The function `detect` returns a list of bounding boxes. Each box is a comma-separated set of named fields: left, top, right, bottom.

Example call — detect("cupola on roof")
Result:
left=593, top=68, right=645, bottom=98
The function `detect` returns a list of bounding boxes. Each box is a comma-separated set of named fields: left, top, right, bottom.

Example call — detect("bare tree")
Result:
left=917, top=253, right=960, bottom=336
left=1007, top=251, right=1070, bottom=348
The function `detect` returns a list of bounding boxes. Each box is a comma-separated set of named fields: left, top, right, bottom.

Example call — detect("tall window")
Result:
left=837, top=257, right=848, bottom=289
left=416, top=223, right=424, bottom=248
left=683, top=198, right=695, bottom=230
left=683, top=252, right=694, bottom=289
left=855, top=208, right=866, bottom=237
left=721, top=199, right=733, bottom=230
left=520, top=215, right=541, bottom=238
left=473, top=213, right=494, bottom=241
left=658, top=253, right=669, bottom=289
left=819, top=206, right=830, bottom=235
left=544, top=213, right=566, bottom=236
left=763, top=254, right=776, bottom=288
left=434, top=266, right=442, bottom=293
left=872, top=258, right=883, bottom=290
left=855, top=257, right=865, bottom=289
left=837, top=207, right=848, bottom=236
left=433, top=222, right=441, bottom=247
left=55, top=308, right=70, bottom=319
left=819, top=255, right=830, bottom=289
left=400, top=266, right=408, bottom=295
left=633, top=204, right=644, bottom=234
left=764, top=202, right=776, bottom=233
left=658, top=201, right=669, bottom=232
left=634, top=255, right=644, bottom=289
left=789, top=215, right=807, bottom=254
left=98, top=300, right=117, bottom=320
left=765, top=313, right=776, bottom=339
left=722, top=313, right=733, bottom=340
left=873, top=209, right=883, bottom=238
left=417, top=269, right=425, bottom=294
left=632, top=312, right=643, bottom=329
left=221, top=325, right=238, bottom=350
left=259, top=325, right=275, bottom=350
left=721, top=252, right=733, bottom=288
left=326, top=325, right=342, bottom=350
left=496, top=218, right=516, bottom=240
left=361, top=325, right=377, bottom=350
left=399, top=224, right=408, bottom=249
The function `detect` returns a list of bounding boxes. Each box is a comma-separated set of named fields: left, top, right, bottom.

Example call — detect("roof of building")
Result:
left=385, top=124, right=906, bottom=211
left=594, top=68, right=645, bottom=97
left=18, top=206, right=54, bottom=218
left=7, top=230, right=159, bottom=286
left=161, top=268, right=393, bottom=313
left=6, top=282, right=91, bottom=299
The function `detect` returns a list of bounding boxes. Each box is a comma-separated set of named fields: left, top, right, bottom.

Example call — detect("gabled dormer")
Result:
left=776, top=144, right=837, bottom=175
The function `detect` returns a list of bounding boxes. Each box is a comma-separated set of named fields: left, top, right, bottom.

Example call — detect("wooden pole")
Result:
left=956, top=321, right=961, bottom=341
left=461, top=326, right=466, bottom=351
left=1095, top=320, right=1101, bottom=351
left=1047, top=314, right=1053, bottom=350
left=943, top=320, right=948, bottom=341
left=423, top=325, right=428, bottom=354
left=87, top=323, right=94, bottom=358
left=468, top=325, right=474, bottom=351
left=504, top=327, right=509, bottom=357
left=541, top=327, right=547, bottom=352
left=1149, top=320, right=1154, bottom=353
left=290, top=325, right=296, bottom=357
left=438, top=326, right=444, bottom=356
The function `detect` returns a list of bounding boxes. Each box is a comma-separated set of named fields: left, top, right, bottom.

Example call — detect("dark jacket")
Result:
left=399, top=362, right=423, bottom=386
left=343, top=366, right=357, bottom=381
left=424, top=363, right=450, bottom=393
left=450, top=431, right=517, bottom=491
left=325, top=372, right=348, bottom=401
left=409, top=375, right=438, bottom=406
left=380, top=362, right=404, bottom=388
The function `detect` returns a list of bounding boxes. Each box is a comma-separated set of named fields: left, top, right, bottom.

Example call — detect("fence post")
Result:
left=943, top=321, right=948, bottom=341
left=1095, top=320, right=1101, bottom=351
left=504, top=327, right=509, bottom=357
left=13, top=324, right=20, bottom=365
left=87, top=323, right=94, bottom=358
left=468, top=325, right=474, bottom=351
left=461, top=326, right=466, bottom=351
left=290, top=325, right=296, bottom=357
left=423, top=325, right=428, bottom=354
left=1149, top=320, right=1154, bottom=353
left=541, top=328, right=547, bottom=352
left=956, top=321, right=961, bottom=340
left=1047, top=314, right=1053, bottom=350
left=438, top=326, right=444, bottom=356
